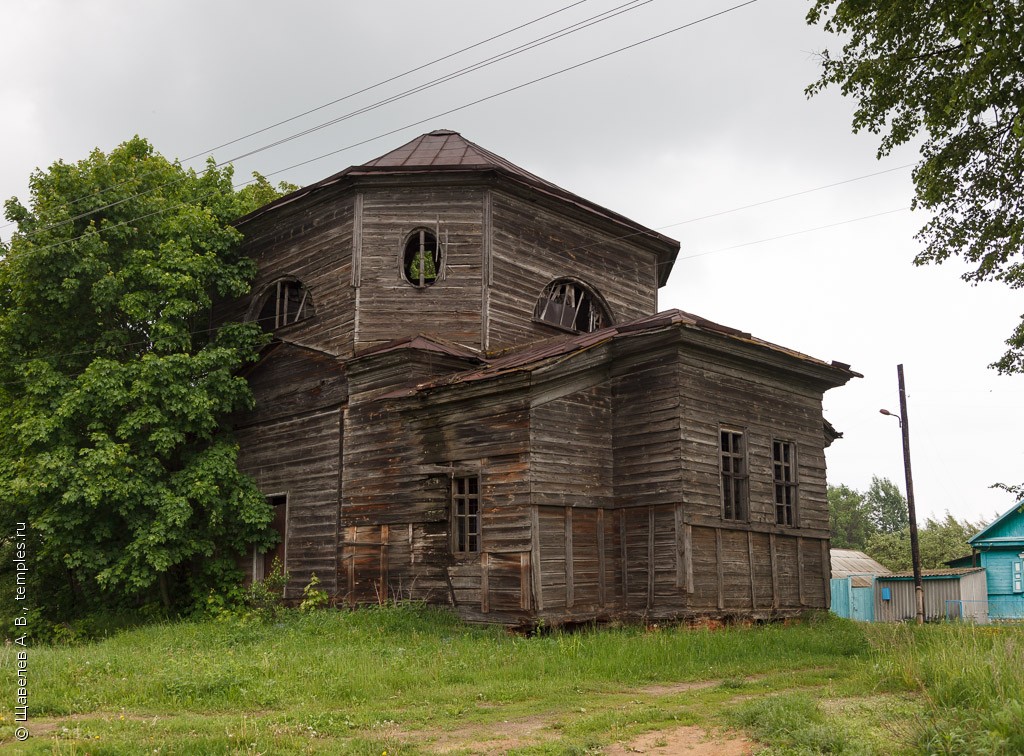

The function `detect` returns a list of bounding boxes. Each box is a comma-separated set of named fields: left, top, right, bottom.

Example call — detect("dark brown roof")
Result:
left=360, top=130, right=554, bottom=188
left=234, top=130, right=680, bottom=285
left=353, top=333, right=484, bottom=362
left=381, top=308, right=860, bottom=399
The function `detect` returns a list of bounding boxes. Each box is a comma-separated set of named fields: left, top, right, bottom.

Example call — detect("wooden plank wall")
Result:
left=531, top=383, right=613, bottom=509
left=235, top=409, right=341, bottom=597
left=220, top=189, right=356, bottom=358
left=487, top=191, right=659, bottom=352
left=233, top=345, right=345, bottom=596
left=342, top=361, right=536, bottom=623
left=354, top=184, right=485, bottom=352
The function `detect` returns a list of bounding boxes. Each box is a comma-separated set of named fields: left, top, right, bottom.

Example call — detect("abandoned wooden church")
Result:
left=219, top=129, right=858, bottom=625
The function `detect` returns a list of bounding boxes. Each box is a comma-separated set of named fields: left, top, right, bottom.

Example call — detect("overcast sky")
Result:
left=2, top=0, right=1021, bottom=525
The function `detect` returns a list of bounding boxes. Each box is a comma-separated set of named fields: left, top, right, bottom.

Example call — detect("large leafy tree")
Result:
left=865, top=475, right=910, bottom=534
left=0, top=137, right=287, bottom=617
left=865, top=513, right=983, bottom=571
left=828, top=484, right=874, bottom=550
left=807, top=1, right=1024, bottom=372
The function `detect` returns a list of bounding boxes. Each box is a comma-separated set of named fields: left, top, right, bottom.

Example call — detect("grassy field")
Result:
left=0, top=606, right=1021, bottom=754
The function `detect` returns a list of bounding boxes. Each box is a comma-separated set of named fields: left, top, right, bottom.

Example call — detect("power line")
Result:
left=11, top=0, right=761, bottom=258
left=2, top=0, right=642, bottom=240
left=225, top=0, right=655, bottom=165
left=660, top=163, right=914, bottom=229
left=676, top=206, right=911, bottom=261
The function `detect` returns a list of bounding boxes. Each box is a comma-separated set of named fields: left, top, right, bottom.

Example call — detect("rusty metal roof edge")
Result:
left=880, top=567, right=986, bottom=578
left=375, top=308, right=858, bottom=399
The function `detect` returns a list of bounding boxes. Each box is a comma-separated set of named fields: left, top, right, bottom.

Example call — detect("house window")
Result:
left=720, top=429, right=747, bottom=521
left=255, top=279, right=314, bottom=331
left=403, top=228, right=442, bottom=287
left=534, top=278, right=611, bottom=333
left=773, top=440, right=798, bottom=526
left=253, top=493, right=288, bottom=583
left=452, top=475, right=481, bottom=554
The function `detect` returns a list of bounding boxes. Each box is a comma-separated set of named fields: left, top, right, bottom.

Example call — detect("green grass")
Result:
left=0, top=607, right=1020, bottom=753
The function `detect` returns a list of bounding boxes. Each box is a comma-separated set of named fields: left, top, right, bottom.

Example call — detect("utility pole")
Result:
left=897, top=364, right=925, bottom=625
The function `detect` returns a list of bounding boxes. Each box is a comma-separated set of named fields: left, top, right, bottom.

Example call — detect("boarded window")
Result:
left=534, top=279, right=611, bottom=333
left=773, top=440, right=798, bottom=526
left=720, top=429, right=747, bottom=521
left=452, top=475, right=481, bottom=554
left=255, top=279, right=314, bottom=331
left=403, top=228, right=442, bottom=287
left=253, top=494, right=288, bottom=582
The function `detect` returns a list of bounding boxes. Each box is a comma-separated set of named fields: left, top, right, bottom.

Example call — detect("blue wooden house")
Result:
left=968, top=501, right=1024, bottom=620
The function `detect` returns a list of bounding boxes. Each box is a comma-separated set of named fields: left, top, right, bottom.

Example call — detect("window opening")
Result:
left=403, top=228, right=442, bottom=287
left=773, top=440, right=797, bottom=526
left=720, top=430, right=747, bottom=521
left=253, top=494, right=288, bottom=582
left=256, top=280, right=314, bottom=331
left=534, top=279, right=610, bottom=333
left=452, top=475, right=481, bottom=554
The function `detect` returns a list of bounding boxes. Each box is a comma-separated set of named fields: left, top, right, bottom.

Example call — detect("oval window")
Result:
left=403, top=228, right=442, bottom=287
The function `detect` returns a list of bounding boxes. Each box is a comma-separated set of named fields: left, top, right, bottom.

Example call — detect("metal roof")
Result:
left=881, top=567, right=986, bottom=579
left=233, top=130, right=680, bottom=285
left=380, top=309, right=860, bottom=399
left=830, top=549, right=891, bottom=578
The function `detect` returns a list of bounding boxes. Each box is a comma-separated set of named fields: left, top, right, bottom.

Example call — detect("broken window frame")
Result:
left=720, top=428, right=748, bottom=522
left=772, top=439, right=798, bottom=527
left=533, top=278, right=612, bottom=333
left=254, top=278, right=314, bottom=331
left=252, top=493, right=288, bottom=584
left=451, top=474, right=481, bottom=555
left=402, top=227, right=443, bottom=287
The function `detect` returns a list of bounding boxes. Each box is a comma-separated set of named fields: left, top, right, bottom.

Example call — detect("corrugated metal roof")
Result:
left=830, top=549, right=891, bottom=577
left=881, top=567, right=986, bottom=579
left=380, top=309, right=859, bottom=399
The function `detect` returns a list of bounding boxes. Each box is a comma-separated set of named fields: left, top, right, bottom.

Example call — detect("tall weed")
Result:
left=867, top=623, right=1024, bottom=754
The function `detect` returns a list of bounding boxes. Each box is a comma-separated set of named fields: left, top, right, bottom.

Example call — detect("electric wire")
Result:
left=9, top=0, right=761, bottom=259
left=3, top=0, right=650, bottom=240
left=0, top=0, right=598, bottom=230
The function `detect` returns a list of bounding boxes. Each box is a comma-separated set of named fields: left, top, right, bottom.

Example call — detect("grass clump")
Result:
left=867, top=623, right=1024, bottom=754
left=729, top=693, right=854, bottom=754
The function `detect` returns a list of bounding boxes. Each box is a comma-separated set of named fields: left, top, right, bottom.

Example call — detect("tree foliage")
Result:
left=828, top=484, right=873, bottom=550
left=865, top=475, right=909, bottom=534
left=865, top=513, right=984, bottom=571
left=0, top=137, right=289, bottom=617
left=828, top=477, right=981, bottom=569
left=807, top=0, right=1024, bottom=372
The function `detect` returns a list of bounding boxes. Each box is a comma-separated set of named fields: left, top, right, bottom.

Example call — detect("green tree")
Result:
left=828, top=484, right=873, bottom=550
left=865, top=513, right=984, bottom=571
left=807, top=1, right=1024, bottom=373
left=0, top=137, right=289, bottom=618
left=865, top=475, right=909, bottom=534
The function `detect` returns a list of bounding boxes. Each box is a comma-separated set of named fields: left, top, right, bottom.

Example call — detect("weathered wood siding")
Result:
left=233, top=345, right=344, bottom=597
left=341, top=357, right=535, bottom=622
left=354, top=183, right=485, bottom=352
left=531, top=383, right=613, bottom=509
left=223, top=189, right=356, bottom=358
left=674, top=343, right=832, bottom=612
left=487, top=190, right=659, bottom=351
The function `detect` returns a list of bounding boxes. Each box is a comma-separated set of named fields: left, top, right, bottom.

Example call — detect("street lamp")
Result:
left=880, top=364, right=925, bottom=625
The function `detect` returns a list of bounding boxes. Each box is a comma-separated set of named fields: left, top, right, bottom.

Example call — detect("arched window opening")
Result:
left=255, top=279, right=315, bottom=331
left=403, top=228, right=442, bottom=287
left=534, top=279, right=611, bottom=333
